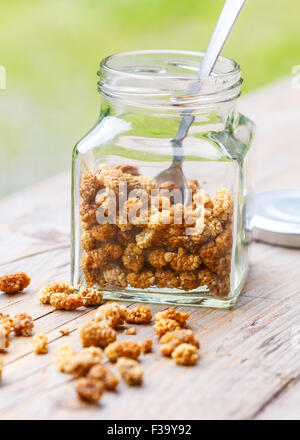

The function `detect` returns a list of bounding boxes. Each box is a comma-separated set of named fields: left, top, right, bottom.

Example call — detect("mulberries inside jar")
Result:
left=72, top=50, right=254, bottom=308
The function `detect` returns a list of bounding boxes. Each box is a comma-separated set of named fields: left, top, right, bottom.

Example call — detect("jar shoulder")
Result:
left=73, top=114, right=132, bottom=157
left=72, top=111, right=255, bottom=165
left=203, top=112, right=255, bottom=164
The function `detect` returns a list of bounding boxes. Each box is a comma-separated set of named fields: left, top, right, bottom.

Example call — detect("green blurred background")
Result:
left=1, top=0, right=299, bottom=198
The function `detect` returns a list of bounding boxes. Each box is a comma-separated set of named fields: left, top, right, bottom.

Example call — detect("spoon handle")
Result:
left=171, top=0, right=246, bottom=169
left=198, top=0, right=246, bottom=78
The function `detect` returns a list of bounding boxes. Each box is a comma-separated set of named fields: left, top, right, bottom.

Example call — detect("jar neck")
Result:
left=99, top=96, right=239, bottom=135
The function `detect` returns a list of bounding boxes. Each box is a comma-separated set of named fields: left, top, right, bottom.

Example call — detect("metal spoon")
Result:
left=155, top=0, right=247, bottom=205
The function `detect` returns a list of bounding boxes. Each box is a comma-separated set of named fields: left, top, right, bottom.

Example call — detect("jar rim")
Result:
left=100, top=49, right=240, bottom=80
left=98, top=49, right=242, bottom=110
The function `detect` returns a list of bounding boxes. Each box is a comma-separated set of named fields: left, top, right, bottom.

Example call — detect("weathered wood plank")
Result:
left=0, top=77, right=299, bottom=420
left=1, top=281, right=299, bottom=419
left=254, top=378, right=300, bottom=420
left=1, top=294, right=299, bottom=420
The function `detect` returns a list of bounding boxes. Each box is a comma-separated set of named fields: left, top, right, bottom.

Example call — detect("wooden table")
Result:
left=0, top=78, right=299, bottom=420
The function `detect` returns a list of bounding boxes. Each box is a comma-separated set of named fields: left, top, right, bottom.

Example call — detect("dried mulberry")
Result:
left=114, top=164, right=140, bottom=176
left=95, top=163, right=112, bottom=185
left=81, top=231, right=97, bottom=252
left=122, top=197, right=149, bottom=226
left=199, top=240, right=221, bottom=270
left=126, top=305, right=152, bottom=324
left=179, top=271, right=200, bottom=291
left=116, top=215, right=134, bottom=232
left=198, top=268, right=230, bottom=297
left=79, top=320, right=117, bottom=348
left=80, top=172, right=102, bottom=202
left=33, top=333, right=48, bottom=355
left=0, top=272, right=30, bottom=293
left=63, top=346, right=103, bottom=377
left=105, top=340, right=141, bottom=363
left=80, top=201, right=98, bottom=227
left=50, top=293, right=83, bottom=310
left=94, top=302, right=128, bottom=328
left=139, top=338, right=152, bottom=354
left=56, top=345, right=76, bottom=372
left=38, top=281, right=74, bottom=304
left=117, top=228, right=137, bottom=246
left=82, top=268, right=107, bottom=288
left=91, top=223, right=117, bottom=242
left=103, top=241, right=123, bottom=260
left=215, top=222, right=233, bottom=254
left=125, top=327, right=136, bottom=335
left=103, top=264, right=127, bottom=288
left=84, top=247, right=109, bottom=269
left=102, top=168, right=141, bottom=195
left=0, top=323, right=10, bottom=351
left=148, top=209, right=172, bottom=232
left=127, top=270, right=155, bottom=289
left=160, top=329, right=199, bottom=356
left=137, top=175, right=157, bottom=193
left=187, top=178, right=199, bottom=196
left=117, top=357, right=143, bottom=386
left=158, top=181, right=178, bottom=196
left=146, top=248, right=168, bottom=269
left=135, top=228, right=158, bottom=249
left=211, top=254, right=232, bottom=277
left=13, top=313, right=34, bottom=336
left=122, top=243, right=144, bottom=273
left=164, top=225, right=189, bottom=248
left=59, top=328, right=69, bottom=336
left=78, top=285, right=103, bottom=306
left=155, top=269, right=179, bottom=289
left=154, top=318, right=181, bottom=338
left=87, top=364, right=119, bottom=391
left=0, top=313, right=14, bottom=330
left=154, top=308, right=189, bottom=326
left=212, top=188, right=233, bottom=222
left=193, top=191, right=213, bottom=211
left=165, top=247, right=201, bottom=271
left=171, top=343, right=198, bottom=366
left=76, top=377, right=104, bottom=403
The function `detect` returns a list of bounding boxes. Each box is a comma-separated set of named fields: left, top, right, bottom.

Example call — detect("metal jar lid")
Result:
left=252, top=189, right=300, bottom=248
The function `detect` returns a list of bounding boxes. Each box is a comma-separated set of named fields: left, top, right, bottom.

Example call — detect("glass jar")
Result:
left=71, top=50, right=255, bottom=308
